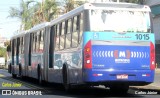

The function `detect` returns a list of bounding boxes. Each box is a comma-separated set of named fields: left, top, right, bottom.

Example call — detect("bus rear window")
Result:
left=90, top=9, right=151, bottom=33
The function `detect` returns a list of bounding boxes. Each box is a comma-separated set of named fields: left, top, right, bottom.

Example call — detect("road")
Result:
left=0, top=69, right=160, bottom=98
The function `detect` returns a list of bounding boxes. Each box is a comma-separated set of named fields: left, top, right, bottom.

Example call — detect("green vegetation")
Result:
left=0, top=47, right=6, bottom=57
left=8, top=0, right=58, bottom=30
left=127, top=0, right=144, bottom=4
left=8, top=0, right=144, bottom=30
left=8, top=0, right=85, bottom=30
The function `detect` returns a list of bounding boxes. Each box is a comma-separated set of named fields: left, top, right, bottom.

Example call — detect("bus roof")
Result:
left=11, top=22, right=50, bottom=39
left=10, top=30, right=28, bottom=40
left=85, top=3, right=151, bottom=11
left=29, top=22, right=50, bottom=33
left=50, top=2, right=150, bottom=26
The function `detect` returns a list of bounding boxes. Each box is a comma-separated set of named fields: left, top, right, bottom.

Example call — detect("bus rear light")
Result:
left=86, top=48, right=90, bottom=52
left=86, top=60, right=90, bottom=64
left=150, top=42, right=155, bottom=70
left=93, top=74, right=103, bottom=76
left=146, top=74, right=150, bottom=76
left=85, top=54, right=90, bottom=58
left=84, top=40, right=92, bottom=69
left=142, top=74, right=150, bottom=77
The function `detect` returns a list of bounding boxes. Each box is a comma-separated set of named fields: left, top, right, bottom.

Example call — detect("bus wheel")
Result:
left=62, top=64, right=70, bottom=91
left=110, top=85, right=129, bottom=94
left=19, top=64, right=22, bottom=77
left=38, top=65, right=42, bottom=85
left=8, top=64, right=11, bottom=73
left=12, top=74, right=17, bottom=78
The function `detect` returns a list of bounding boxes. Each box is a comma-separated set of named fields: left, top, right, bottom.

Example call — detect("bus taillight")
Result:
left=150, top=42, right=155, bottom=70
left=84, top=40, right=92, bottom=69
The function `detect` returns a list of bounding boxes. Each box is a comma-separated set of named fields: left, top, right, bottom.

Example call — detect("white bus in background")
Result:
left=0, top=57, right=5, bottom=69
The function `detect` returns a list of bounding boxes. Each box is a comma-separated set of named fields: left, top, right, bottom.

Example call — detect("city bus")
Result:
left=9, top=22, right=50, bottom=81
left=9, top=2, right=155, bottom=93
left=9, top=30, right=26, bottom=77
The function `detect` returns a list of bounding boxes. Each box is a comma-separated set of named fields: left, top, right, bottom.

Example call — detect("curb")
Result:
left=155, top=68, right=160, bottom=73
left=130, top=84, right=160, bottom=91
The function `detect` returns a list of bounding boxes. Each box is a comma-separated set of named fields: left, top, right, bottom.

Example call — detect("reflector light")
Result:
left=86, top=60, right=90, bottom=64
left=146, top=74, right=150, bottom=76
left=86, top=48, right=90, bottom=52
left=85, top=54, right=90, bottom=58
left=142, top=74, right=150, bottom=77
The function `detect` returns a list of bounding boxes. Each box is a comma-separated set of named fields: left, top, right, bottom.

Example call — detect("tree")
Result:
left=8, top=0, right=37, bottom=30
left=63, top=0, right=84, bottom=13
left=0, top=47, right=6, bottom=57
left=64, top=0, right=75, bottom=12
left=9, top=0, right=58, bottom=27
left=32, top=0, right=58, bottom=24
left=42, top=0, right=58, bottom=21
left=120, top=0, right=145, bottom=4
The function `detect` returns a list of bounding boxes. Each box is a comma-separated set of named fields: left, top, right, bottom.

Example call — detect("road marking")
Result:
left=4, top=77, right=51, bottom=94
left=0, top=74, right=4, bottom=77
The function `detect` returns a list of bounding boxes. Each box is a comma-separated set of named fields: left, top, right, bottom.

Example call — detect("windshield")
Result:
left=90, top=9, right=151, bottom=33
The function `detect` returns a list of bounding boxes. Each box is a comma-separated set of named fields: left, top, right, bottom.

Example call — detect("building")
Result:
left=0, top=35, right=8, bottom=48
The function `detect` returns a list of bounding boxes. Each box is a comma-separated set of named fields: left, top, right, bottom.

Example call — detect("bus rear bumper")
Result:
left=83, top=69, right=155, bottom=85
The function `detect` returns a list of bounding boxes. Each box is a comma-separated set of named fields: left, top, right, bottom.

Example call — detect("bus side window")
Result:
left=60, top=22, right=65, bottom=50
left=20, top=37, right=24, bottom=54
left=37, top=31, right=40, bottom=52
left=54, top=25, right=57, bottom=47
left=22, top=37, right=24, bottom=53
left=49, top=25, right=55, bottom=68
left=35, top=32, right=39, bottom=53
left=19, top=37, right=21, bottom=54
left=16, top=38, right=20, bottom=65
left=34, top=33, right=37, bottom=53
left=65, top=19, right=72, bottom=49
left=79, top=13, right=83, bottom=44
left=39, top=29, right=44, bottom=52
left=32, top=33, right=35, bottom=53
left=11, top=40, right=15, bottom=65
left=72, top=15, right=79, bottom=47
left=17, top=38, right=20, bottom=55
left=14, top=39, right=17, bottom=63
left=55, top=24, right=60, bottom=51
left=29, top=33, right=33, bottom=66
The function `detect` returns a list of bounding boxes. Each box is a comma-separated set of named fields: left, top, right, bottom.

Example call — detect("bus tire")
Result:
left=12, top=74, right=17, bottom=78
left=19, top=64, right=22, bottom=77
left=110, top=85, right=129, bottom=94
left=8, top=64, right=11, bottom=73
left=62, top=64, right=70, bottom=91
left=38, top=65, right=42, bottom=85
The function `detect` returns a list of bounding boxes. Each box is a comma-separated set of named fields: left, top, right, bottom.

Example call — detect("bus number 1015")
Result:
left=135, top=34, right=150, bottom=40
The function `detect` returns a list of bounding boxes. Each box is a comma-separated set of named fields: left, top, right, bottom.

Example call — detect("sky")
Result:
left=0, top=0, right=20, bottom=39
left=0, top=0, right=41, bottom=39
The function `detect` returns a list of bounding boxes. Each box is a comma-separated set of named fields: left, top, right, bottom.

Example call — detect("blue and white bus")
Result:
left=9, top=2, right=155, bottom=93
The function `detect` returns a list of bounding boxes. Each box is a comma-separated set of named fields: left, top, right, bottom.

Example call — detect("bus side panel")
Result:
left=49, top=50, right=83, bottom=84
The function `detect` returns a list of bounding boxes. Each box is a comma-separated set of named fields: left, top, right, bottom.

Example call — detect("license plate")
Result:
left=117, top=74, right=128, bottom=79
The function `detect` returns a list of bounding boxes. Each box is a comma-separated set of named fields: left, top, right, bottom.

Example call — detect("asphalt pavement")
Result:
left=129, top=68, right=160, bottom=92
left=0, top=69, right=160, bottom=98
